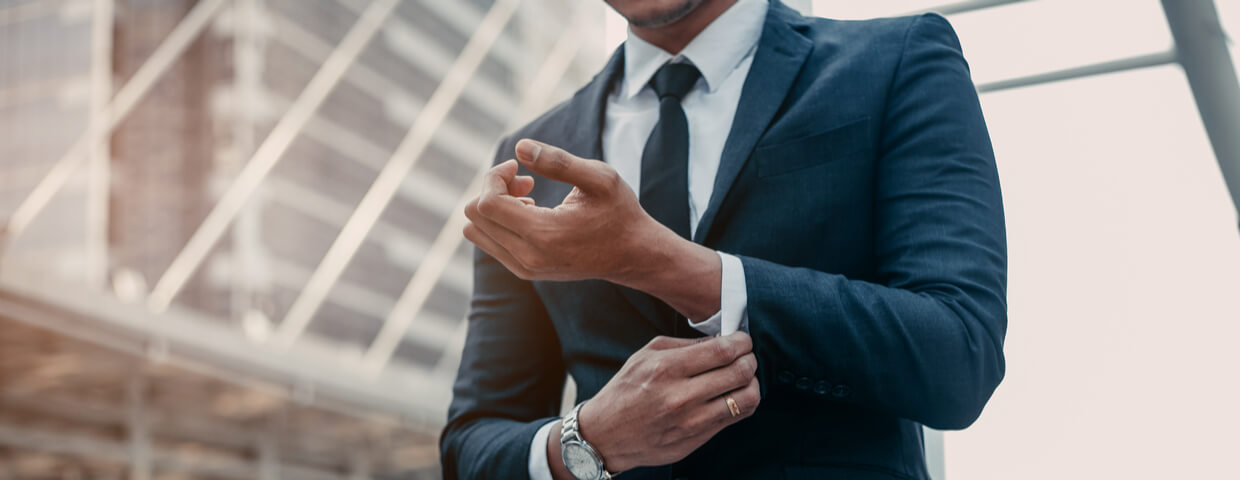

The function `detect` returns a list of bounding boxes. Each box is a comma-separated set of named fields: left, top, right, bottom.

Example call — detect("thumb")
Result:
left=515, top=139, right=614, bottom=193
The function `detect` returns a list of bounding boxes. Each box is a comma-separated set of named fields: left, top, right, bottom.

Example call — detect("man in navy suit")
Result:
left=442, top=0, right=1007, bottom=478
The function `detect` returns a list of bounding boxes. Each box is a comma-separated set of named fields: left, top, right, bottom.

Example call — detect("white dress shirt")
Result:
left=529, top=1, right=767, bottom=477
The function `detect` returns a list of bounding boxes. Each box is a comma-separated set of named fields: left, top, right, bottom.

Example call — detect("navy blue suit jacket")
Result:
left=442, top=3, right=1007, bottom=479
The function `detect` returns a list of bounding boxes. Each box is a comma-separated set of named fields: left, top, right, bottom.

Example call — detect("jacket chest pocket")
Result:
left=755, top=117, right=871, bottom=178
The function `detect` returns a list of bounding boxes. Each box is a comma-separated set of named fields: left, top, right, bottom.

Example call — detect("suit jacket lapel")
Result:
left=693, top=2, right=813, bottom=244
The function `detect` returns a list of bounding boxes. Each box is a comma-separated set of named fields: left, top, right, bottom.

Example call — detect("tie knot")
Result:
left=649, top=62, right=701, bottom=101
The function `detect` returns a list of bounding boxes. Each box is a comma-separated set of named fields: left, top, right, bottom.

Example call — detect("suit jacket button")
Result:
left=813, top=380, right=831, bottom=395
left=795, top=377, right=811, bottom=390
left=831, top=384, right=852, bottom=399
left=778, top=370, right=795, bottom=384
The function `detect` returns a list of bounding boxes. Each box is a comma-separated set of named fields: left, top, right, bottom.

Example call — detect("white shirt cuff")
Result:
left=528, top=419, right=557, bottom=480
left=687, top=252, right=749, bottom=336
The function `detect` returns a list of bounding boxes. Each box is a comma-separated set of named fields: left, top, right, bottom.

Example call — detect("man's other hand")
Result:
left=570, top=333, right=762, bottom=473
left=463, top=139, right=673, bottom=284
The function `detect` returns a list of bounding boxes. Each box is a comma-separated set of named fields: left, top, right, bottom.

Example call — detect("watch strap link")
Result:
left=560, top=402, right=617, bottom=479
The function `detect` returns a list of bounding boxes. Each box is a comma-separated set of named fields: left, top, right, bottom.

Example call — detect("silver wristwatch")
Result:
left=560, top=402, right=616, bottom=480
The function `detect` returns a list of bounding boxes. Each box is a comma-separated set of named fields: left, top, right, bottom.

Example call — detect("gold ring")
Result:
left=725, top=395, right=741, bottom=417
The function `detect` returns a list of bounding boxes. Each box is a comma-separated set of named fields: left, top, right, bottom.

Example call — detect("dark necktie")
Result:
left=637, top=62, right=701, bottom=336
left=640, top=62, right=701, bottom=240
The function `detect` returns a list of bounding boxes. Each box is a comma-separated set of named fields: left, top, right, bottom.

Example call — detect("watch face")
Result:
left=563, top=443, right=601, bottom=480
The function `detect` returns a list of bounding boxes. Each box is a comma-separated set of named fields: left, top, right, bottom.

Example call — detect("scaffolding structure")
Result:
left=1, top=0, right=603, bottom=477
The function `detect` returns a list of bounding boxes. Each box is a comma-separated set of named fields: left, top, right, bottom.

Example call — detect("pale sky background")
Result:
left=602, top=1, right=1240, bottom=478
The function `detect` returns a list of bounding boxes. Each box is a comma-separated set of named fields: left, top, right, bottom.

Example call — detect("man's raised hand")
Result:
left=462, top=139, right=671, bottom=284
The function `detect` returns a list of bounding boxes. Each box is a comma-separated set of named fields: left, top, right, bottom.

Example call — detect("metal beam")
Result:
left=126, top=374, right=152, bottom=480
left=361, top=4, right=594, bottom=374
left=1, top=0, right=229, bottom=258
left=0, top=423, right=348, bottom=480
left=270, top=0, right=522, bottom=350
left=85, top=0, right=114, bottom=288
left=976, top=51, right=1177, bottom=93
left=1161, top=0, right=1240, bottom=225
left=0, top=391, right=382, bottom=469
left=908, top=0, right=1028, bottom=16
left=146, top=0, right=402, bottom=314
left=0, top=267, right=447, bottom=427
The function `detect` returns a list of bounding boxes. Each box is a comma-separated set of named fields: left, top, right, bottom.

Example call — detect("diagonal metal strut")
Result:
left=146, top=0, right=403, bottom=313
left=360, top=4, right=595, bottom=374
left=269, top=0, right=523, bottom=349
left=1, top=0, right=230, bottom=258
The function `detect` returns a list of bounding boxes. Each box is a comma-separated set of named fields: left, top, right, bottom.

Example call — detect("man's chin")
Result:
left=624, top=0, right=703, bottom=29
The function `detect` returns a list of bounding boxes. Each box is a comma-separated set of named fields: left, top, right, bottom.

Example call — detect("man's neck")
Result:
left=629, top=0, right=739, bottom=54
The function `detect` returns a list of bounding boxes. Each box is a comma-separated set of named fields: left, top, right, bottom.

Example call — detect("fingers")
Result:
left=665, top=332, right=753, bottom=377
left=725, top=376, right=761, bottom=419
left=462, top=220, right=531, bottom=279
left=677, top=376, right=761, bottom=445
left=473, top=161, right=547, bottom=233
left=515, top=139, right=617, bottom=194
left=686, top=352, right=756, bottom=401
left=643, top=335, right=703, bottom=351
left=508, top=175, right=535, bottom=197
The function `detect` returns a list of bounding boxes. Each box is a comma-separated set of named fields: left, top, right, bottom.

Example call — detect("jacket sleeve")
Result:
left=743, top=14, right=1007, bottom=430
left=440, top=137, right=567, bottom=479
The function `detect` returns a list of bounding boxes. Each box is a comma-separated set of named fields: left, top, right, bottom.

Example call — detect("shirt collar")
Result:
left=621, top=0, right=769, bottom=100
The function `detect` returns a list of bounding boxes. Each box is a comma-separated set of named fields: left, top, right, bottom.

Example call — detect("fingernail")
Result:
left=516, top=140, right=542, bottom=164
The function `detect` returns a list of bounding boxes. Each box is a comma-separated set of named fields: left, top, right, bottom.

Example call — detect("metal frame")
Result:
left=1, top=0, right=230, bottom=256
left=0, top=266, right=447, bottom=426
left=1161, top=0, right=1240, bottom=225
left=0, top=423, right=353, bottom=480
left=269, top=0, right=523, bottom=349
left=145, top=0, right=402, bottom=313
left=85, top=0, right=114, bottom=288
left=976, top=51, right=1178, bottom=93
left=361, top=3, right=595, bottom=374
left=911, top=0, right=1029, bottom=16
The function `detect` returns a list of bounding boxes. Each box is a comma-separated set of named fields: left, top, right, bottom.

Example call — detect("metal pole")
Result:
left=360, top=4, right=592, bottom=374
left=269, top=0, right=522, bottom=350
left=908, top=0, right=1028, bottom=16
left=127, top=373, right=152, bottom=480
left=146, top=0, right=402, bottom=313
left=1161, top=0, right=1240, bottom=227
left=86, top=0, right=114, bottom=287
left=976, top=51, right=1178, bottom=94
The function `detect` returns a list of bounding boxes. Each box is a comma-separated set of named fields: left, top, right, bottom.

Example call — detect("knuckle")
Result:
left=710, top=340, right=731, bottom=364
left=599, top=168, right=622, bottom=192
left=731, top=361, right=752, bottom=386
left=527, top=229, right=555, bottom=249
left=519, top=253, right=542, bottom=271
left=742, top=354, right=757, bottom=374
left=733, top=333, right=753, bottom=354
left=475, top=196, right=495, bottom=217
left=662, top=391, right=687, bottom=411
